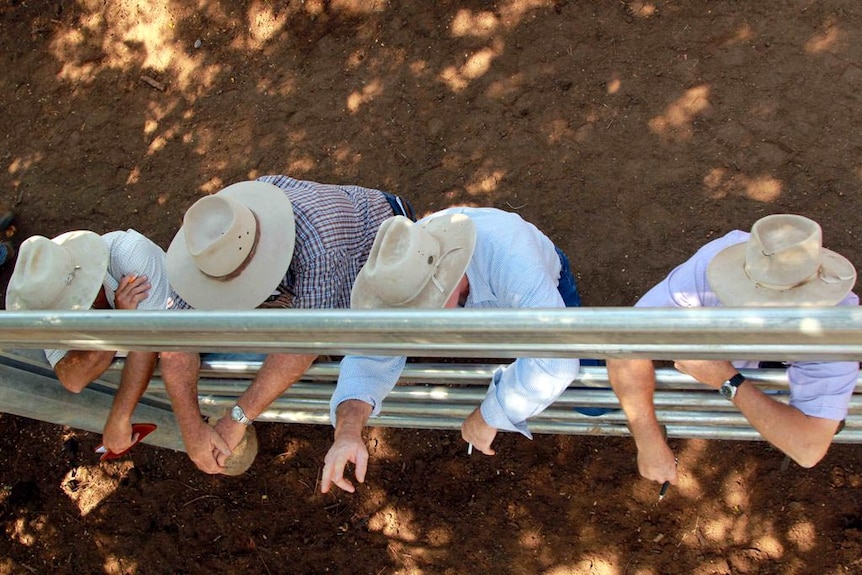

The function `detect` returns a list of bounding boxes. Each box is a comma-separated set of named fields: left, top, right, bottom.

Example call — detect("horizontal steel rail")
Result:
left=2, top=305, right=862, bottom=445
left=0, top=306, right=861, bottom=360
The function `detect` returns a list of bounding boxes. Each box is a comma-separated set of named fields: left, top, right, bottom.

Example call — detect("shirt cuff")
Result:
left=479, top=370, right=533, bottom=439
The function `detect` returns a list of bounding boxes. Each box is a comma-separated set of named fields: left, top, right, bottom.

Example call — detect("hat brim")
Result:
left=351, top=213, right=477, bottom=309
left=707, top=242, right=857, bottom=307
left=7, top=231, right=109, bottom=311
left=167, top=182, right=295, bottom=310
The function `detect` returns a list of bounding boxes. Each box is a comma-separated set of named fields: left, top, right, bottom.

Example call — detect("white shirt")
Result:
left=331, top=207, right=580, bottom=437
left=45, top=230, right=170, bottom=367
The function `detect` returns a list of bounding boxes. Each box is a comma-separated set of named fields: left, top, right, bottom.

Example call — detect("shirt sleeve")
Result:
left=476, top=257, right=580, bottom=437
left=45, top=349, right=66, bottom=368
left=329, top=355, right=408, bottom=425
left=480, top=357, right=581, bottom=437
left=787, top=360, right=859, bottom=421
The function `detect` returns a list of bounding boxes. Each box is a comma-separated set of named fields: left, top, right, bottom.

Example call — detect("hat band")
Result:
left=204, top=211, right=262, bottom=282
left=744, top=263, right=820, bottom=292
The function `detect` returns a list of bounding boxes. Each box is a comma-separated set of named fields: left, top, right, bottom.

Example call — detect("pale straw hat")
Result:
left=6, top=231, right=108, bottom=310
left=166, top=181, right=295, bottom=310
left=707, top=214, right=856, bottom=306
left=351, top=213, right=477, bottom=309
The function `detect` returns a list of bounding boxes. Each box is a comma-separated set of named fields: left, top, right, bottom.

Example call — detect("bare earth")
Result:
left=2, top=1, right=862, bottom=574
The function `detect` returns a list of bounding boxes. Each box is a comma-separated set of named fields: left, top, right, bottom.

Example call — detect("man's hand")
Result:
left=114, top=274, right=151, bottom=310
left=636, top=437, right=678, bottom=485
left=321, top=432, right=369, bottom=494
left=321, top=400, right=373, bottom=494
left=461, top=407, right=497, bottom=455
left=673, top=360, right=737, bottom=390
left=101, top=416, right=136, bottom=455
left=184, top=419, right=232, bottom=474
left=212, top=415, right=251, bottom=467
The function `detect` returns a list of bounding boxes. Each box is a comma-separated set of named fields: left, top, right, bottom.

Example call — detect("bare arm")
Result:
left=54, top=350, right=117, bottom=392
left=213, top=352, right=318, bottom=457
left=607, top=358, right=678, bottom=484
left=101, top=351, right=157, bottom=453
left=160, top=351, right=230, bottom=474
left=321, top=399, right=373, bottom=493
left=674, top=360, right=840, bottom=468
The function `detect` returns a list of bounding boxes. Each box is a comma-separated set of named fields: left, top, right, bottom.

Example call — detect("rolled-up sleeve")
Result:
left=330, top=355, right=407, bottom=425
left=480, top=357, right=580, bottom=438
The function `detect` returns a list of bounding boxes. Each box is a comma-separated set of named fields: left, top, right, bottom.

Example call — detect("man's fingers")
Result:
left=322, top=456, right=354, bottom=493
left=353, top=449, right=369, bottom=484
left=334, top=477, right=356, bottom=493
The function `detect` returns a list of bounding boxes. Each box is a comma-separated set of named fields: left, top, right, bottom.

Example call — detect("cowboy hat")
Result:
left=166, top=181, right=295, bottom=310
left=6, top=231, right=108, bottom=310
left=707, top=214, right=856, bottom=306
left=351, top=213, right=477, bottom=309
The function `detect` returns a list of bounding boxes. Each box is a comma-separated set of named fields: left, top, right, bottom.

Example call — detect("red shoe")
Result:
left=95, top=423, right=158, bottom=461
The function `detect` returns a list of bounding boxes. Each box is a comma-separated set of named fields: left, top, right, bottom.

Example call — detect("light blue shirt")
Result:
left=637, top=230, right=860, bottom=421
left=331, top=207, right=580, bottom=437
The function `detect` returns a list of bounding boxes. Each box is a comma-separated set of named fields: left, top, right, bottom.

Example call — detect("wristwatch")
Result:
left=230, top=404, right=254, bottom=426
left=719, top=373, right=746, bottom=401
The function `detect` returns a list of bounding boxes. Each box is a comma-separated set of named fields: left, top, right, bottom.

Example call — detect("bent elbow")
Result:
left=58, top=376, right=89, bottom=394
left=791, top=444, right=830, bottom=469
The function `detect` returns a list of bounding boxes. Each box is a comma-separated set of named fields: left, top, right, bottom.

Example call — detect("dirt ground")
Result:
left=1, top=1, right=862, bottom=573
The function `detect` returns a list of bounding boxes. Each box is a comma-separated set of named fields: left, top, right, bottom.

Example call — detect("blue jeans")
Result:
left=555, top=247, right=613, bottom=416
left=382, top=192, right=416, bottom=221
left=555, top=247, right=581, bottom=308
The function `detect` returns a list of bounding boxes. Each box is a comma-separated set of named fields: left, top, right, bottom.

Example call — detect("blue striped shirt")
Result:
left=167, top=175, right=394, bottom=310
left=332, top=207, right=580, bottom=437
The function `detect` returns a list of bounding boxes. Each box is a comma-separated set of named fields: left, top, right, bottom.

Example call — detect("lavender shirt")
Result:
left=636, top=230, right=859, bottom=421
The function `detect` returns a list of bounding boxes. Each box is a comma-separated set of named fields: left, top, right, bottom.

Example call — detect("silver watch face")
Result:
left=231, top=405, right=246, bottom=422
left=720, top=382, right=735, bottom=400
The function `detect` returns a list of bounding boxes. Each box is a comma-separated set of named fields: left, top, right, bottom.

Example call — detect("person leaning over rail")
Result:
left=5, top=228, right=170, bottom=456
left=607, top=214, right=859, bottom=488
left=159, top=176, right=415, bottom=475
left=321, top=207, right=584, bottom=494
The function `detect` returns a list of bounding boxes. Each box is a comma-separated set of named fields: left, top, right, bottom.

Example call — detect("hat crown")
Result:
left=7, top=236, right=75, bottom=309
left=363, top=216, right=442, bottom=306
left=745, top=214, right=822, bottom=289
left=6, top=231, right=108, bottom=310
left=183, top=195, right=257, bottom=278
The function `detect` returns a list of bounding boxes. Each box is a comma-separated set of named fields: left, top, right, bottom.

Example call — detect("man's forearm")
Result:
left=606, top=359, right=665, bottom=447
left=236, top=353, right=317, bottom=420
left=160, top=351, right=206, bottom=434
left=733, top=382, right=840, bottom=467
left=55, top=350, right=117, bottom=392
left=334, top=399, right=373, bottom=439
left=107, top=351, right=158, bottom=424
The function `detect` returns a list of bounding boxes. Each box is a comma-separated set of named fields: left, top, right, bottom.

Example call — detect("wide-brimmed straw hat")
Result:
left=351, top=213, right=476, bottom=309
left=6, top=231, right=108, bottom=310
left=707, top=214, right=856, bottom=306
left=166, top=181, right=295, bottom=310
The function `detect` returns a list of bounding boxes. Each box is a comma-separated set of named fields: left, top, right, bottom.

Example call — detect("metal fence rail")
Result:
left=1, top=307, right=861, bottom=449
